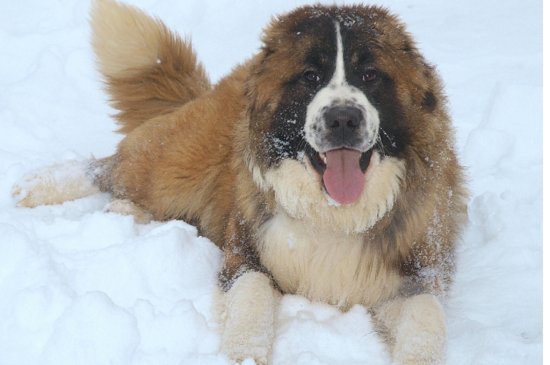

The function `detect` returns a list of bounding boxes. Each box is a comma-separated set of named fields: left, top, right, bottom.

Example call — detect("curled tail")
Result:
left=91, top=0, right=211, bottom=134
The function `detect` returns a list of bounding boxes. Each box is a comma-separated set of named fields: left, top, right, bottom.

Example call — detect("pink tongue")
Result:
left=322, top=149, right=365, bottom=205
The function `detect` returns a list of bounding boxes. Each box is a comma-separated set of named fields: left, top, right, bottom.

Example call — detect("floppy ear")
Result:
left=243, top=46, right=286, bottom=147
left=244, top=47, right=278, bottom=121
left=241, top=48, right=278, bottom=176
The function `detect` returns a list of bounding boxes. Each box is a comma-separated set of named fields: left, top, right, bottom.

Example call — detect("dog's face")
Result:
left=246, top=5, right=439, bottom=231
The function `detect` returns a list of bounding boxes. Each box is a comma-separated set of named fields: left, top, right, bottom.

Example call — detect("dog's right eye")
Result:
left=302, top=70, right=322, bottom=84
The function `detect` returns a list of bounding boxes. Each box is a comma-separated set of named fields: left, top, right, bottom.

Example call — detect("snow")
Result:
left=0, top=0, right=542, bottom=364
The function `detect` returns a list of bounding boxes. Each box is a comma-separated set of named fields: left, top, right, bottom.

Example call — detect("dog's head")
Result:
left=245, top=5, right=444, bottom=232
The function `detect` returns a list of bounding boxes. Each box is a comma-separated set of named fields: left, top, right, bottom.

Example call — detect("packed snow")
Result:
left=0, top=0, right=542, bottom=364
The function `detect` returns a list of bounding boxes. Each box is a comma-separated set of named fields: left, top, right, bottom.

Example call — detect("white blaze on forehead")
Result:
left=332, top=22, right=346, bottom=86
left=304, top=21, right=380, bottom=153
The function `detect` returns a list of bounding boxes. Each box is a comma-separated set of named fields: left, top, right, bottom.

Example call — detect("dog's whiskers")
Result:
left=376, top=134, right=387, bottom=158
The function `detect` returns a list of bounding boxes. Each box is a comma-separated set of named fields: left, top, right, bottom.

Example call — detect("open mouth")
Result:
left=308, top=147, right=374, bottom=205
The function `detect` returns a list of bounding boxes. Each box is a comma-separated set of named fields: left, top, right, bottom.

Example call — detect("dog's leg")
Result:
left=13, top=160, right=100, bottom=207
left=104, top=199, right=153, bottom=224
left=218, top=271, right=279, bottom=365
left=373, top=294, right=446, bottom=365
left=215, top=214, right=279, bottom=365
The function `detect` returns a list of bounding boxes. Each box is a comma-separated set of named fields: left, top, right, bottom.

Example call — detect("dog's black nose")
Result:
left=324, top=106, right=363, bottom=131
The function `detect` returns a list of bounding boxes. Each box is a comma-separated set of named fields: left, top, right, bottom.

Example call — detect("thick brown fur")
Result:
left=91, top=0, right=211, bottom=133
left=15, top=1, right=467, bottom=364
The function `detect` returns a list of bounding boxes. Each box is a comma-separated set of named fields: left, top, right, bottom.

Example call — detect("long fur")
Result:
left=91, top=0, right=211, bottom=133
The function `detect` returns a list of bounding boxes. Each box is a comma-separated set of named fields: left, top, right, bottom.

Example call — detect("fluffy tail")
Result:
left=91, top=0, right=211, bottom=134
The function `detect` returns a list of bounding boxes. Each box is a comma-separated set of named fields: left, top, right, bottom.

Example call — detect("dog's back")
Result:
left=91, top=0, right=211, bottom=134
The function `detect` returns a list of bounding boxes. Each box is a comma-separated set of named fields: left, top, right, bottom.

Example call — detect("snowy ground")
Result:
left=0, top=0, right=542, bottom=364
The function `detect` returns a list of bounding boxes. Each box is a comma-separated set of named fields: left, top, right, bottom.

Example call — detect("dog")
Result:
left=13, top=0, right=468, bottom=364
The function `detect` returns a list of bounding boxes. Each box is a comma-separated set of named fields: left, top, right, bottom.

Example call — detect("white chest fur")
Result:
left=258, top=213, right=402, bottom=309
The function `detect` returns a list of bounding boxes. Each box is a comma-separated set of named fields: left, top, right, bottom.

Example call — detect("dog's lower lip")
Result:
left=359, top=149, right=374, bottom=172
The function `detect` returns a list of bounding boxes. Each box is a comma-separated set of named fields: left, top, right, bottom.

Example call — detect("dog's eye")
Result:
left=303, top=70, right=322, bottom=84
left=362, top=69, right=378, bottom=83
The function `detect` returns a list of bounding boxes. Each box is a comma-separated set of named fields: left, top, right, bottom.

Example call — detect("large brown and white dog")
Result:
left=14, top=0, right=468, bottom=364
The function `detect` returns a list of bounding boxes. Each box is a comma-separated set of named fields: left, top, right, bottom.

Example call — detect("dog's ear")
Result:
left=241, top=46, right=284, bottom=175
left=244, top=47, right=282, bottom=129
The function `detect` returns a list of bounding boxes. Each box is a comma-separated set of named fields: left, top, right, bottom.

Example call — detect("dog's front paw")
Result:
left=219, top=272, right=279, bottom=365
left=391, top=294, right=446, bottom=365
left=13, top=160, right=99, bottom=207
